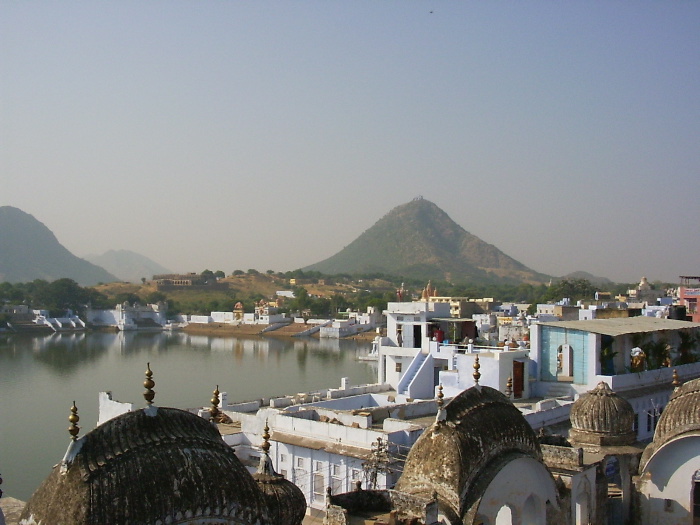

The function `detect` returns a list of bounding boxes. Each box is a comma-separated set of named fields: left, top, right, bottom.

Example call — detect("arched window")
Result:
left=495, top=504, right=514, bottom=525
left=692, top=469, right=700, bottom=521
left=575, top=478, right=591, bottom=525
left=522, top=494, right=543, bottom=525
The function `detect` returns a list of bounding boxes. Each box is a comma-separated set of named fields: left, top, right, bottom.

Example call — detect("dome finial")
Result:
left=672, top=369, right=681, bottom=388
left=210, top=385, right=220, bottom=422
left=68, top=401, right=80, bottom=440
left=505, top=376, right=513, bottom=399
left=435, top=384, right=447, bottom=423
left=143, top=363, right=155, bottom=405
left=473, top=355, right=481, bottom=386
left=261, top=421, right=271, bottom=454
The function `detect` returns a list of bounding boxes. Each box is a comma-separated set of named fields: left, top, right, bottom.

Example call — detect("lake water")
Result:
left=0, top=331, right=376, bottom=501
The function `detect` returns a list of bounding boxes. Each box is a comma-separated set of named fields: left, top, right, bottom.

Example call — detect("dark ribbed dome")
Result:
left=653, top=377, right=700, bottom=444
left=640, top=377, right=700, bottom=470
left=20, top=406, right=272, bottom=524
left=395, top=385, right=542, bottom=521
left=569, top=382, right=635, bottom=448
left=253, top=454, right=307, bottom=525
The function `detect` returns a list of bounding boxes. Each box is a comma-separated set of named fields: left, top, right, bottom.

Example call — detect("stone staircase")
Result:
left=546, top=381, right=574, bottom=399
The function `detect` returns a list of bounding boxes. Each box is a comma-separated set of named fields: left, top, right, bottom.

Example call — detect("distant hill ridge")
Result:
left=0, top=206, right=118, bottom=286
left=304, top=198, right=550, bottom=284
left=84, top=249, right=172, bottom=283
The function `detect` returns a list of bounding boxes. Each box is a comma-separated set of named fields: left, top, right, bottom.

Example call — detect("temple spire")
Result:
left=473, top=355, right=481, bottom=388
left=672, top=369, right=681, bottom=388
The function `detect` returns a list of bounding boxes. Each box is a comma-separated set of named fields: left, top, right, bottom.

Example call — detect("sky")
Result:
left=1, top=1, right=698, bottom=284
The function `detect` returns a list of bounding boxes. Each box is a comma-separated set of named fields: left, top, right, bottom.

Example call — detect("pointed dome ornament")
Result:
left=210, top=385, right=220, bottom=423
left=672, top=369, right=681, bottom=388
left=505, top=376, right=513, bottom=399
left=435, top=384, right=446, bottom=423
left=261, top=421, right=271, bottom=455
left=252, top=420, right=307, bottom=525
left=68, top=401, right=80, bottom=440
left=473, top=355, right=481, bottom=390
left=143, top=363, right=155, bottom=405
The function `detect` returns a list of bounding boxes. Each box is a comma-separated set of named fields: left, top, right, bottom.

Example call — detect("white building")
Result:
left=86, top=302, right=166, bottom=331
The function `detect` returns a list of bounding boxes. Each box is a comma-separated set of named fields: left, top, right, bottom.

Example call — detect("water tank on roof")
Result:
left=669, top=305, right=687, bottom=320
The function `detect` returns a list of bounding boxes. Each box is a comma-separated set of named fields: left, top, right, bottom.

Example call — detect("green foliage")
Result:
left=232, top=270, right=245, bottom=276
left=0, top=278, right=109, bottom=315
left=114, top=292, right=142, bottom=305
left=542, top=279, right=596, bottom=303
left=641, top=339, right=670, bottom=370
left=675, top=331, right=699, bottom=365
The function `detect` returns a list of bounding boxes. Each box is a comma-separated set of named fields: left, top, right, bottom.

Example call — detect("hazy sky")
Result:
left=2, top=2, right=698, bottom=284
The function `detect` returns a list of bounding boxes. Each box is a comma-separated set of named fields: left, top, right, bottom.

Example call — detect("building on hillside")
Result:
left=153, top=272, right=205, bottom=286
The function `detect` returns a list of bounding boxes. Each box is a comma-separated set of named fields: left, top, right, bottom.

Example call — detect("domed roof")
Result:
left=640, top=376, right=700, bottom=470
left=252, top=426, right=306, bottom=525
left=20, top=406, right=272, bottom=524
left=569, top=382, right=636, bottom=448
left=395, top=385, right=542, bottom=521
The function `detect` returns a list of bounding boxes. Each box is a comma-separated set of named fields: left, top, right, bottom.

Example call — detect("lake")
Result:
left=0, top=330, right=376, bottom=501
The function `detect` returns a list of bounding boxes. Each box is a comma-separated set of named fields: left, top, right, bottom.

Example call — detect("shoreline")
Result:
left=182, top=322, right=382, bottom=342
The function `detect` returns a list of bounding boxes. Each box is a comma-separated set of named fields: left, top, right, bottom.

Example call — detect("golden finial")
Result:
left=473, top=355, right=481, bottom=385
left=672, top=369, right=681, bottom=388
left=261, top=421, right=271, bottom=454
left=68, top=401, right=80, bottom=440
left=437, top=384, right=444, bottom=408
left=210, top=385, right=220, bottom=422
left=505, top=376, right=513, bottom=398
left=143, top=363, right=155, bottom=405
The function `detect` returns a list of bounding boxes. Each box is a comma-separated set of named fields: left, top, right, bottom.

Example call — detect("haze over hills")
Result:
left=304, top=197, right=551, bottom=285
left=84, top=249, right=172, bottom=283
left=0, top=206, right=118, bottom=286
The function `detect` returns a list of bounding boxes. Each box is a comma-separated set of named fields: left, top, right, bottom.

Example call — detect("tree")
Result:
left=232, top=270, right=244, bottom=276
left=214, top=270, right=225, bottom=279
left=201, top=269, right=215, bottom=282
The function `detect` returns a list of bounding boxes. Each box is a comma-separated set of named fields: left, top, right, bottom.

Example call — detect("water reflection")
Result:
left=0, top=331, right=376, bottom=501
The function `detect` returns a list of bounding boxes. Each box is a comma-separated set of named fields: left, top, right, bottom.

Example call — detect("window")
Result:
left=315, top=461, right=323, bottom=472
left=633, top=413, right=639, bottom=433
left=351, top=469, right=361, bottom=480
left=297, top=457, right=304, bottom=468
left=280, top=453, right=287, bottom=463
left=313, top=473, right=325, bottom=501
left=332, top=464, right=341, bottom=476
left=331, top=476, right=343, bottom=494
left=280, top=469, right=288, bottom=479
left=396, top=362, right=402, bottom=372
